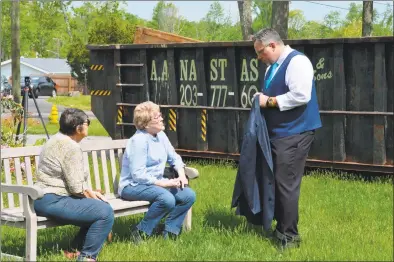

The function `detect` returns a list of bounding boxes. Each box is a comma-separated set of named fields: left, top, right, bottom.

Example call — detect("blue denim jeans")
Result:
left=121, top=184, right=196, bottom=236
left=34, top=193, right=114, bottom=260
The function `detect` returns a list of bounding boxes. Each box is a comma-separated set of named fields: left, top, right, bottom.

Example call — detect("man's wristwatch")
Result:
left=266, top=97, right=276, bottom=108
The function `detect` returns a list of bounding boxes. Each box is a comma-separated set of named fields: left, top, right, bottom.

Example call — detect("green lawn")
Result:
left=47, top=95, right=91, bottom=111
left=1, top=118, right=107, bottom=137
left=25, top=119, right=109, bottom=137
left=1, top=163, right=392, bottom=261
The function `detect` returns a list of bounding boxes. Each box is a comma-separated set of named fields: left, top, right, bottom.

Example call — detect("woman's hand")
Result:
left=155, top=179, right=181, bottom=188
left=83, top=189, right=109, bottom=203
left=94, top=190, right=109, bottom=203
left=167, top=178, right=181, bottom=188
left=176, top=168, right=189, bottom=189
left=179, top=176, right=189, bottom=189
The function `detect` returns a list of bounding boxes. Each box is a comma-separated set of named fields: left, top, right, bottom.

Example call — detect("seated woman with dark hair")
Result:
left=34, top=108, right=114, bottom=262
left=118, top=101, right=197, bottom=243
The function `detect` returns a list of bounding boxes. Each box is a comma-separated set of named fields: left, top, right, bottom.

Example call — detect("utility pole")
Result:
left=53, top=38, right=61, bottom=58
left=271, top=1, right=289, bottom=39
left=11, top=0, right=21, bottom=103
left=238, top=0, right=253, bottom=40
left=362, top=1, right=373, bottom=37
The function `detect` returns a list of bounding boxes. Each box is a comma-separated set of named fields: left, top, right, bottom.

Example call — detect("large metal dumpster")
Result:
left=87, top=36, right=393, bottom=174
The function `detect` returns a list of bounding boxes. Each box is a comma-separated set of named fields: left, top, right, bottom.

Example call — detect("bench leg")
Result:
left=24, top=197, right=38, bottom=261
left=182, top=207, right=192, bottom=231
left=25, top=218, right=38, bottom=261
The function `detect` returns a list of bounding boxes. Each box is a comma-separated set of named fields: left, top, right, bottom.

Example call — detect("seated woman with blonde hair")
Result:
left=118, top=101, right=197, bottom=242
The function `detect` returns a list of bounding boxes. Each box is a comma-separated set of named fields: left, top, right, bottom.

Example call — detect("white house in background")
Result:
left=1, top=57, right=72, bottom=80
left=1, top=57, right=82, bottom=95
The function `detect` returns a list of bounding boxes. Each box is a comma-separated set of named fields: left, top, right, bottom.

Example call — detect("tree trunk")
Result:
left=271, top=1, right=289, bottom=39
left=362, top=1, right=373, bottom=37
left=11, top=0, right=21, bottom=103
left=238, top=0, right=253, bottom=40
left=59, top=1, right=72, bottom=39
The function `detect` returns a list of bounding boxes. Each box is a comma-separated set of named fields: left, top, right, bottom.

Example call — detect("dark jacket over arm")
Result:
left=231, top=95, right=275, bottom=231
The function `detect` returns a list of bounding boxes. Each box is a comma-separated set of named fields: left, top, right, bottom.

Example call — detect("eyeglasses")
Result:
left=152, top=112, right=162, bottom=120
left=83, top=119, right=91, bottom=126
left=73, top=119, right=90, bottom=129
left=256, top=43, right=271, bottom=56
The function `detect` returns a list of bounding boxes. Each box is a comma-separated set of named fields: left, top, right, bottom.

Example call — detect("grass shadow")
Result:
left=1, top=225, right=81, bottom=258
left=109, top=215, right=167, bottom=243
left=202, top=207, right=250, bottom=232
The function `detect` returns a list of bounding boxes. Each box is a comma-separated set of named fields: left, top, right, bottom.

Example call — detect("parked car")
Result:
left=1, top=75, right=12, bottom=97
left=20, top=76, right=57, bottom=98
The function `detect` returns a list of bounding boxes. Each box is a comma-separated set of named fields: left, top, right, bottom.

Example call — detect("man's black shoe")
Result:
left=130, top=226, right=149, bottom=245
left=163, top=230, right=179, bottom=240
left=273, top=229, right=301, bottom=251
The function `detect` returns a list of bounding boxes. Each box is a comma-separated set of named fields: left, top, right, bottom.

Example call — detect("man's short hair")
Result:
left=252, top=28, right=284, bottom=45
left=59, top=108, right=89, bottom=135
left=133, top=101, right=160, bottom=130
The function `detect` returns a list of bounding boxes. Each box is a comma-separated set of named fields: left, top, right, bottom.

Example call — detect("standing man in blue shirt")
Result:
left=252, top=28, right=322, bottom=249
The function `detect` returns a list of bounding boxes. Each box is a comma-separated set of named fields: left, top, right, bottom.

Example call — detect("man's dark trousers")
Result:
left=271, top=130, right=315, bottom=239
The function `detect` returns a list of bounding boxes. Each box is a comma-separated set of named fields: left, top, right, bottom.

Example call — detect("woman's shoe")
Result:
left=63, top=250, right=80, bottom=260
left=185, top=167, right=199, bottom=179
left=76, top=255, right=96, bottom=261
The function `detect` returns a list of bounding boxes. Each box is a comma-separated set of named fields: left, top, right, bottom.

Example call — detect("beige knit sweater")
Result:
left=35, top=132, right=90, bottom=196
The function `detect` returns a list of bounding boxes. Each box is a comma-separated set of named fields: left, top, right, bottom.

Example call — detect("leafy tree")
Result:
left=66, top=1, right=141, bottom=88
left=288, top=9, right=307, bottom=39
left=372, top=4, right=393, bottom=36
left=324, top=11, right=342, bottom=30
left=252, top=0, right=272, bottom=33
left=198, top=1, right=242, bottom=41
left=148, top=1, right=185, bottom=34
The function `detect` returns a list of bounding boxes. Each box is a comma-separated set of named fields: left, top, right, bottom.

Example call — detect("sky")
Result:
left=90, top=0, right=394, bottom=24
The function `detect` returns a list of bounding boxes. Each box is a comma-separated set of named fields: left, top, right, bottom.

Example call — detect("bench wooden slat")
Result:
left=24, top=157, right=34, bottom=186
left=1, top=190, right=3, bottom=209
left=3, top=159, right=15, bottom=208
left=83, top=152, right=92, bottom=189
left=117, top=148, right=124, bottom=168
left=100, top=150, right=111, bottom=194
left=1, top=146, right=42, bottom=158
left=91, top=151, right=101, bottom=190
left=1, top=199, right=150, bottom=223
left=80, top=139, right=128, bottom=151
left=14, top=158, right=24, bottom=206
left=34, top=156, right=40, bottom=172
left=109, top=150, right=118, bottom=195
left=0, top=139, right=128, bottom=159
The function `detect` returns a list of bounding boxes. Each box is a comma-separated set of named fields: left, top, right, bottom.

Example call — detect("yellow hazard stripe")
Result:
left=90, top=90, right=111, bottom=96
left=169, top=122, right=176, bottom=131
left=168, top=109, right=177, bottom=131
left=117, top=106, right=123, bottom=124
left=90, top=64, right=104, bottom=70
left=201, top=109, right=207, bottom=141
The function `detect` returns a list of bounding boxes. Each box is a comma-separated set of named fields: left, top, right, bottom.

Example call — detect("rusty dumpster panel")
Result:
left=133, top=26, right=201, bottom=44
left=87, top=36, right=394, bottom=174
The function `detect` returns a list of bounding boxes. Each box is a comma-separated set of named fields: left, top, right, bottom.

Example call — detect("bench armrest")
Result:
left=1, top=184, right=44, bottom=200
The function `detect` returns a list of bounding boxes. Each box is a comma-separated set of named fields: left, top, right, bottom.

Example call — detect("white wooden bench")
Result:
left=1, top=138, right=198, bottom=261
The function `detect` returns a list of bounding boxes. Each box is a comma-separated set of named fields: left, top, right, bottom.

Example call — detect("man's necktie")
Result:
left=265, top=62, right=279, bottom=89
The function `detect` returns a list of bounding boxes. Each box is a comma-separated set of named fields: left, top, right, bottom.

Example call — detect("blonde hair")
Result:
left=133, top=101, right=160, bottom=130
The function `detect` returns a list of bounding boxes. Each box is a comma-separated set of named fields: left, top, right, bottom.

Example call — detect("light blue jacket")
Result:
left=118, top=130, right=185, bottom=195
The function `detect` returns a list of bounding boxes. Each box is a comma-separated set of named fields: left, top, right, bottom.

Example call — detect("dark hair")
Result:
left=251, top=28, right=284, bottom=45
left=59, top=108, right=89, bottom=135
